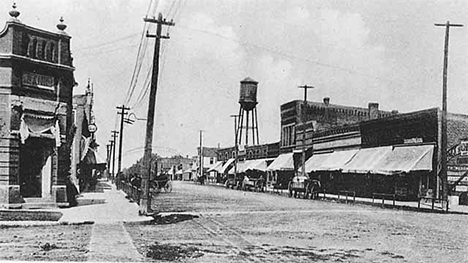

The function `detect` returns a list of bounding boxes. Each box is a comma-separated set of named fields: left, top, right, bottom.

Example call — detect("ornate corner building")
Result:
left=0, top=5, right=75, bottom=207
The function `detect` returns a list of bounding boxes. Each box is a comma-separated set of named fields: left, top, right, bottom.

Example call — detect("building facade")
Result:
left=71, top=82, right=103, bottom=193
left=280, top=97, right=398, bottom=153
left=0, top=7, right=75, bottom=207
left=277, top=96, right=468, bottom=201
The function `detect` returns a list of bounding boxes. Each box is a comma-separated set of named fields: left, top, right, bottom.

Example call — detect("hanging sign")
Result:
left=88, top=123, right=98, bottom=133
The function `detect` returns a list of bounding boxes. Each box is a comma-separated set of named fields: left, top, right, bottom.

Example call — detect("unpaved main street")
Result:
left=126, top=181, right=468, bottom=262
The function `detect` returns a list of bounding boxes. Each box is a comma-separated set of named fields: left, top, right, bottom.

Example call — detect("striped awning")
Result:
left=219, top=158, right=235, bottom=174
left=208, top=161, right=224, bottom=172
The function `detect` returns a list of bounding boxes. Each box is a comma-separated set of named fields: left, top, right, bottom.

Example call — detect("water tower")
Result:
left=236, top=77, right=260, bottom=146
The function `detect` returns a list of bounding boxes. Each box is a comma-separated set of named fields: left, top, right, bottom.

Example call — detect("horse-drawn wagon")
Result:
left=288, top=175, right=321, bottom=199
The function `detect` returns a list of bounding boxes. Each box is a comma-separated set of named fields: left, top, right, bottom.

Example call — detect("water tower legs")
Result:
left=236, top=106, right=259, bottom=146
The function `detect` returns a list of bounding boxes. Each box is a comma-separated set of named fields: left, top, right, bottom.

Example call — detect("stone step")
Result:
left=21, top=202, right=58, bottom=209
left=23, top=197, right=54, bottom=203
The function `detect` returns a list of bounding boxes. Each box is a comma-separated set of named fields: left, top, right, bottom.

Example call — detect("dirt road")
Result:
left=125, top=181, right=468, bottom=262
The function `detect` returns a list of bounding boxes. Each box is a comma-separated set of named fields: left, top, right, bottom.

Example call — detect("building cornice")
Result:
left=0, top=20, right=71, bottom=40
left=0, top=54, right=74, bottom=71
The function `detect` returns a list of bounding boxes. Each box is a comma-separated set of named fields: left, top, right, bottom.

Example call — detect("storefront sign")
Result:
left=22, top=72, right=55, bottom=91
left=404, top=137, right=423, bottom=144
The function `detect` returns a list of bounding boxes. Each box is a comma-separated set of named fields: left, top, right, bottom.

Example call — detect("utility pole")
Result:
left=435, top=21, right=463, bottom=212
left=199, top=130, right=204, bottom=179
left=106, top=143, right=111, bottom=181
left=110, top=130, right=119, bottom=183
left=140, top=13, right=175, bottom=215
left=298, top=85, right=314, bottom=178
left=230, top=114, right=239, bottom=178
left=108, top=140, right=114, bottom=176
left=116, top=105, right=130, bottom=188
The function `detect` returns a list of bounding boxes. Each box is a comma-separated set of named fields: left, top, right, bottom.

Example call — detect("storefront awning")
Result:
left=228, top=160, right=248, bottom=174
left=317, top=149, right=359, bottom=171
left=227, top=158, right=274, bottom=174
left=219, top=158, right=235, bottom=174
left=301, top=152, right=333, bottom=173
left=341, top=146, right=392, bottom=174
left=266, top=153, right=294, bottom=171
left=208, top=161, right=224, bottom=172
left=371, top=144, right=434, bottom=175
left=246, top=158, right=275, bottom=172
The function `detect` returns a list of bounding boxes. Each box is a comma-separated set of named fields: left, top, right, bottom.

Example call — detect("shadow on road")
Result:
left=150, top=214, right=199, bottom=225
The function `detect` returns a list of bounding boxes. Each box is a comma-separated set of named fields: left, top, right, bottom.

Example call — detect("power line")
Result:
left=122, top=0, right=158, bottom=105
left=74, top=33, right=140, bottom=52
left=176, top=24, right=403, bottom=85
left=130, top=40, right=168, bottom=110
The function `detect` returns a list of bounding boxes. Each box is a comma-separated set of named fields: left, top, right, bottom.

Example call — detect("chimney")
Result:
left=368, top=102, right=379, bottom=120
left=323, top=97, right=330, bottom=106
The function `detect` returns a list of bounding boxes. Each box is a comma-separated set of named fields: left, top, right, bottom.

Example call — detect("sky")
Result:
left=0, top=0, right=467, bottom=168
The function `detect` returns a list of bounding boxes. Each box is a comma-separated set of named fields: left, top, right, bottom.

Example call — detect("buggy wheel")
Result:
left=164, top=181, right=173, bottom=192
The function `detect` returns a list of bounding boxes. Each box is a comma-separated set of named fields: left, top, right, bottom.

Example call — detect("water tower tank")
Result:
left=239, top=77, right=258, bottom=111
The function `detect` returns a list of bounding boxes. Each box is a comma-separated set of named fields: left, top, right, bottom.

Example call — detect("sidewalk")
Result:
left=64, top=180, right=152, bottom=262
left=0, top=180, right=153, bottom=262
left=60, top=180, right=153, bottom=224
left=203, top=181, right=468, bottom=214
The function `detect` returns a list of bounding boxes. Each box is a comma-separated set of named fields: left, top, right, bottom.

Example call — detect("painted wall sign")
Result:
left=404, top=137, right=423, bottom=144
left=22, top=72, right=55, bottom=91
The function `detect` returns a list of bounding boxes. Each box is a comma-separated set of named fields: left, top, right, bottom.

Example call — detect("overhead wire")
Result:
left=122, top=0, right=157, bottom=106
left=131, top=0, right=182, bottom=109
left=73, top=33, right=140, bottom=53
left=176, top=24, right=403, bottom=85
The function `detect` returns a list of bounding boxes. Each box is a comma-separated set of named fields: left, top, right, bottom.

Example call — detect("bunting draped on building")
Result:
left=19, top=114, right=61, bottom=147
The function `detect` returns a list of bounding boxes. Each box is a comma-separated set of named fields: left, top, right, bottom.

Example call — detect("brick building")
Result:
left=274, top=96, right=468, bottom=202
left=280, top=97, right=398, bottom=153
left=0, top=6, right=75, bottom=207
